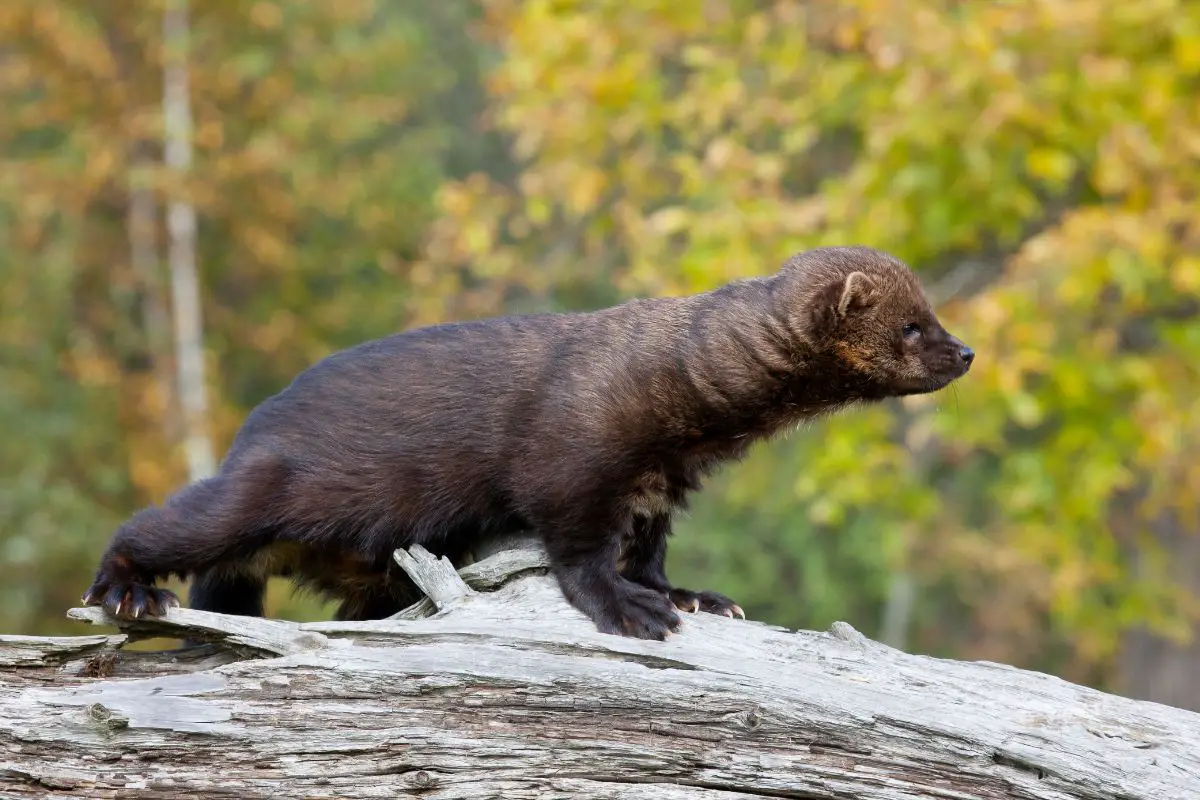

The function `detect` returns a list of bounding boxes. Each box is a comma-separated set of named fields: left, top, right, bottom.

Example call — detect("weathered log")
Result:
left=2, top=539, right=1198, bottom=799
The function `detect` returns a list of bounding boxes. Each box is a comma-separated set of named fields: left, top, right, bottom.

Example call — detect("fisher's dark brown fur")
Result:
left=82, top=246, right=974, bottom=639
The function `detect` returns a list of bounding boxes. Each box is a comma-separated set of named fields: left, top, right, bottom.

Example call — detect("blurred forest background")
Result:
left=2, top=0, right=1198, bottom=710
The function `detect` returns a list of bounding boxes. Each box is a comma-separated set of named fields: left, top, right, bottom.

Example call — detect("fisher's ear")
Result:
left=836, top=271, right=878, bottom=316
left=805, top=270, right=881, bottom=332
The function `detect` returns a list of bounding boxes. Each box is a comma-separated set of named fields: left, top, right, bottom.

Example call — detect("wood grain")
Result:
left=2, top=539, right=1197, bottom=799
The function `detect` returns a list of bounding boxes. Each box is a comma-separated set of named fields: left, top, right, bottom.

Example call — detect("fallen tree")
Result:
left=2, top=537, right=1198, bottom=799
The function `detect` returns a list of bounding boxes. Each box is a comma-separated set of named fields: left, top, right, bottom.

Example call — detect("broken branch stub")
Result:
left=392, top=542, right=476, bottom=610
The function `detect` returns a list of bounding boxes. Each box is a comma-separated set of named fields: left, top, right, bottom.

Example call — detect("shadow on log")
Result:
left=2, top=536, right=1198, bottom=799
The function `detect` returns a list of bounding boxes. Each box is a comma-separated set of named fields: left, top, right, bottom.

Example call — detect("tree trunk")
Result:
left=128, top=144, right=178, bottom=439
left=1118, top=510, right=1200, bottom=713
left=162, top=0, right=215, bottom=482
left=105, top=13, right=179, bottom=445
left=2, top=539, right=1197, bottom=799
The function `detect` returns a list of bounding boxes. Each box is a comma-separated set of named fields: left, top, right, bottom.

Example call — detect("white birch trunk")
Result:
left=162, top=0, right=215, bottom=481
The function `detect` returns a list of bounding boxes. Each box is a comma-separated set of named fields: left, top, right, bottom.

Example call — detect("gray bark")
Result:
left=879, top=568, right=915, bottom=650
left=2, top=539, right=1198, bottom=799
left=1118, top=510, right=1200, bottom=713
left=163, top=0, right=215, bottom=481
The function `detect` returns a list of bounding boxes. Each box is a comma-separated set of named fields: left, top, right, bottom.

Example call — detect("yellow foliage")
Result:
left=415, top=0, right=1200, bottom=672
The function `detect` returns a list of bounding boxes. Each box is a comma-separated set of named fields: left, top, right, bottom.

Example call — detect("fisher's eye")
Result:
left=902, top=322, right=922, bottom=338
